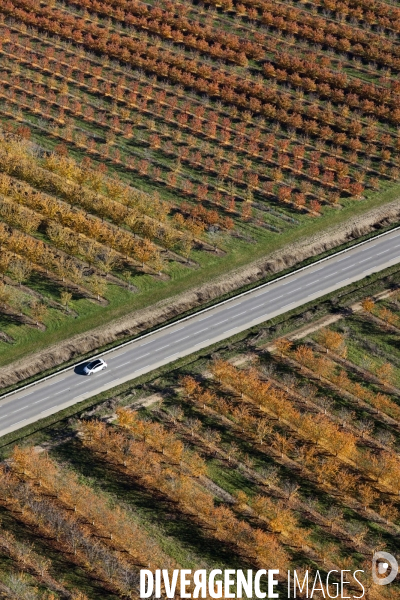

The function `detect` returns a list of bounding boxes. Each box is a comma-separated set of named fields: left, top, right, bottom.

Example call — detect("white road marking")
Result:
left=8, top=390, right=73, bottom=415
left=174, top=335, right=192, bottom=342
left=333, top=256, right=352, bottom=264
left=1, top=235, right=400, bottom=436
left=156, top=344, right=170, bottom=351
left=211, top=318, right=230, bottom=326
left=112, top=349, right=131, bottom=357
left=10, top=406, right=26, bottom=414
left=193, top=327, right=210, bottom=334
left=164, top=353, right=179, bottom=360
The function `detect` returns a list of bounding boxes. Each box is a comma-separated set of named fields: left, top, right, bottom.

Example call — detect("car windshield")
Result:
left=87, top=360, right=101, bottom=369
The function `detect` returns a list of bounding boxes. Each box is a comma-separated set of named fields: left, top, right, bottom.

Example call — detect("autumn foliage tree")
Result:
left=317, top=328, right=347, bottom=356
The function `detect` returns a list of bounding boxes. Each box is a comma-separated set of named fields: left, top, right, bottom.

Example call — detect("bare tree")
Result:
left=325, top=506, right=344, bottom=530
left=9, top=259, right=31, bottom=287
left=260, top=465, right=280, bottom=488
left=168, top=405, right=184, bottom=424
left=357, top=419, right=374, bottom=438
left=186, top=418, right=202, bottom=437
left=282, top=479, right=300, bottom=502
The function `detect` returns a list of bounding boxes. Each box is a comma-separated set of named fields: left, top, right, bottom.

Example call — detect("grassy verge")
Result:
left=0, top=111, right=399, bottom=371
left=1, top=261, right=399, bottom=454
left=2, top=215, right=399, bottom=397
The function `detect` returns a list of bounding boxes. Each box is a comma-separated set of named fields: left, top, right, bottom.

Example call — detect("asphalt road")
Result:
left=1, top=228, right=400, bottom=438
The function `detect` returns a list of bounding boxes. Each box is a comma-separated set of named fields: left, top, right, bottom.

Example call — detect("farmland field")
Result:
left=1, top=275, right=400, bottom=598
left=0, top=0, right=400, bottom=368
left=1, top=0, right=400, bottom=594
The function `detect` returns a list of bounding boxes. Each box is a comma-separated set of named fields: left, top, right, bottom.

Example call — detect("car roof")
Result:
left=88, top=359, right=102, bottom=367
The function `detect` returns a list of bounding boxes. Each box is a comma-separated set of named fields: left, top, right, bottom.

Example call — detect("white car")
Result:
left=83, top=358, right=107, bottom=375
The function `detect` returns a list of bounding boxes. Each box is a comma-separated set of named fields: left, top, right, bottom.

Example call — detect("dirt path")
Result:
left=1, top=199, right=399, bottom=388
left=264, top=286, right=399, bottom=352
